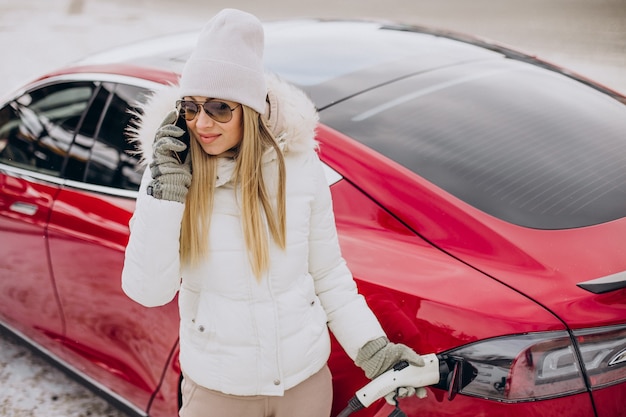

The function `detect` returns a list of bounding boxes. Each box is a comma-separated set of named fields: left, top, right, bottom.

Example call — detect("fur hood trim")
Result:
left=127, top=73, right=319, bottom=165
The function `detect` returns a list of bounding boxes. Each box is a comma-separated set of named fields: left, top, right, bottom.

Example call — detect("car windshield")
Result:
left=320, top=59, right=626, bottom=229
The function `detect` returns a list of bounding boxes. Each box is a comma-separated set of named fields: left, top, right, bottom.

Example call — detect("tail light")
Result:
left=574, top=325, right=626, bottom=389
left=445, top=325, right=626, bottom=402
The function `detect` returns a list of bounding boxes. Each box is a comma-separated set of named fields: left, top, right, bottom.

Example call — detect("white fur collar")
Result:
left=127, top=73, right=319, bottom=166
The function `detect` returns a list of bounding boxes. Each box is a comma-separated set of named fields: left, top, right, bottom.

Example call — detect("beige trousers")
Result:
left=179, top=365, right=333, bottom=417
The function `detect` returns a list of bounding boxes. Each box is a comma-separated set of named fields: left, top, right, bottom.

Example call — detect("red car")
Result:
left=1, top=19, right=625, bottom=417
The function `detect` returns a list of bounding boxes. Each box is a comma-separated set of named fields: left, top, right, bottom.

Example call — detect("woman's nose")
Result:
left=195, top=109, right=216, bottom=128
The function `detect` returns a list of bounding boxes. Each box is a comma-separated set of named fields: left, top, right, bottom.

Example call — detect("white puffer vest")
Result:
left=121, top=74, right=385, bottom=396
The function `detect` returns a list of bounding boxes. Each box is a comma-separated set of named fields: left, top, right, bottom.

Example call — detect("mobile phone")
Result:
left=174, top=111, right=190, bottom=162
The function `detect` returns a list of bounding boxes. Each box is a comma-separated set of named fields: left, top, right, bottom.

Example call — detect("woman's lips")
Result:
left=199, top=134, right=220, bottom=144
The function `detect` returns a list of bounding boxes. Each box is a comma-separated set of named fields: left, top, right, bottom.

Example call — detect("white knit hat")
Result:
left=179, top=9, right=267, bottom=114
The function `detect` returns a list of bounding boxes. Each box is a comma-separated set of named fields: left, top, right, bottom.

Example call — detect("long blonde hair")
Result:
left=179, top=105, right=286, bottom=279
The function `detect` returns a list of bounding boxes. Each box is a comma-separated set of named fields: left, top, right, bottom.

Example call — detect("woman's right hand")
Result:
left=147, top=110, right=192, bottom=203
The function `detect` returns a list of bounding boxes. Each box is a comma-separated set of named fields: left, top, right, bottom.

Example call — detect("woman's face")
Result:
left=184, top=97, right=243, bottom=156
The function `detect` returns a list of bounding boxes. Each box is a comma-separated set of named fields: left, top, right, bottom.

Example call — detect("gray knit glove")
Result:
left=355, top=337, right=425, bottom=379
left=356, top=337, right=427, bottom=403
left=147, top=110, right=191, bottom=203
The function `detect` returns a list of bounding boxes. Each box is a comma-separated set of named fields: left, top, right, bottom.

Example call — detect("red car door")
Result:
left=46, top=81, right=180, bottom=415
left=0, top=97, right=65, bottom=350
left=0, top=171, right=63, bottom=347
left=47, top=186, right=179, bottom=414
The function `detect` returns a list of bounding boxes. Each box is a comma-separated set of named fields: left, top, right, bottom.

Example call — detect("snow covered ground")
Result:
left=0, top=0, right=624, bottom=416
left=0, top=330, right=130, bottom=417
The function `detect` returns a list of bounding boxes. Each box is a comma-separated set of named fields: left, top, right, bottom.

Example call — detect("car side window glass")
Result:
left=0, top=82, right=96, bottom=177
left=64, top=84, right=110, bottom=182
left=81, top=83, right=149, bottom=191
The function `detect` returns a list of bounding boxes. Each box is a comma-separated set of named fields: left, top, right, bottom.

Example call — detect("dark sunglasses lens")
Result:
left=178, top=101, right=200, bottom=121
left=203, top=101, right=233, bottom=123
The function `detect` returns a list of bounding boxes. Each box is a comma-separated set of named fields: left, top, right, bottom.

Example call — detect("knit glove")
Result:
left=147, top=110, right=192, bottom=203
left=355, top=337, right=428, bottom=404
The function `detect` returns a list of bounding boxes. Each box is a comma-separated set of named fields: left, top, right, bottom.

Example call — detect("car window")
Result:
left=320, top=59, right=626, bottom=229
left=0, top=82, right=97, bottom=176
left=64, top=82, right=148, bottom=191
left=87, top=83, right=148, bottom=191
left=63, top=83, right=110, bottom=182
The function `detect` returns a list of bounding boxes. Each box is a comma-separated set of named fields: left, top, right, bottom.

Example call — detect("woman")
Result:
left=122, top=8, right=424, bottom=417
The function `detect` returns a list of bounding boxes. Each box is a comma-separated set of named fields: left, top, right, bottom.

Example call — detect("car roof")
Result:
left=71, top=19, right=623, bottom=109
left=67, top=20, right=526, bottom=107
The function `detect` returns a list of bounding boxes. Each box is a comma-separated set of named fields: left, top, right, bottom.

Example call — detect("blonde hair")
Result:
left=179, top=105, right=286, bottom=279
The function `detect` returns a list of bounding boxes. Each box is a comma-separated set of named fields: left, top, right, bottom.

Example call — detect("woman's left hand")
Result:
left=355, top=337, right=425, bottom=379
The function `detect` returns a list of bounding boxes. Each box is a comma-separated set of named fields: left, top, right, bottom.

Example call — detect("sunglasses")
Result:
left=176, top=99, right=241, bottom=123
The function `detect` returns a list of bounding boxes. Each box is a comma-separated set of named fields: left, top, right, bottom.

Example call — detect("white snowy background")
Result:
left=0, top=0, right=624, bottom=416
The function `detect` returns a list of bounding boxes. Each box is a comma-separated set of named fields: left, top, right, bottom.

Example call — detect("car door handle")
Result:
left=10, top=202, right=38, bottom=216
